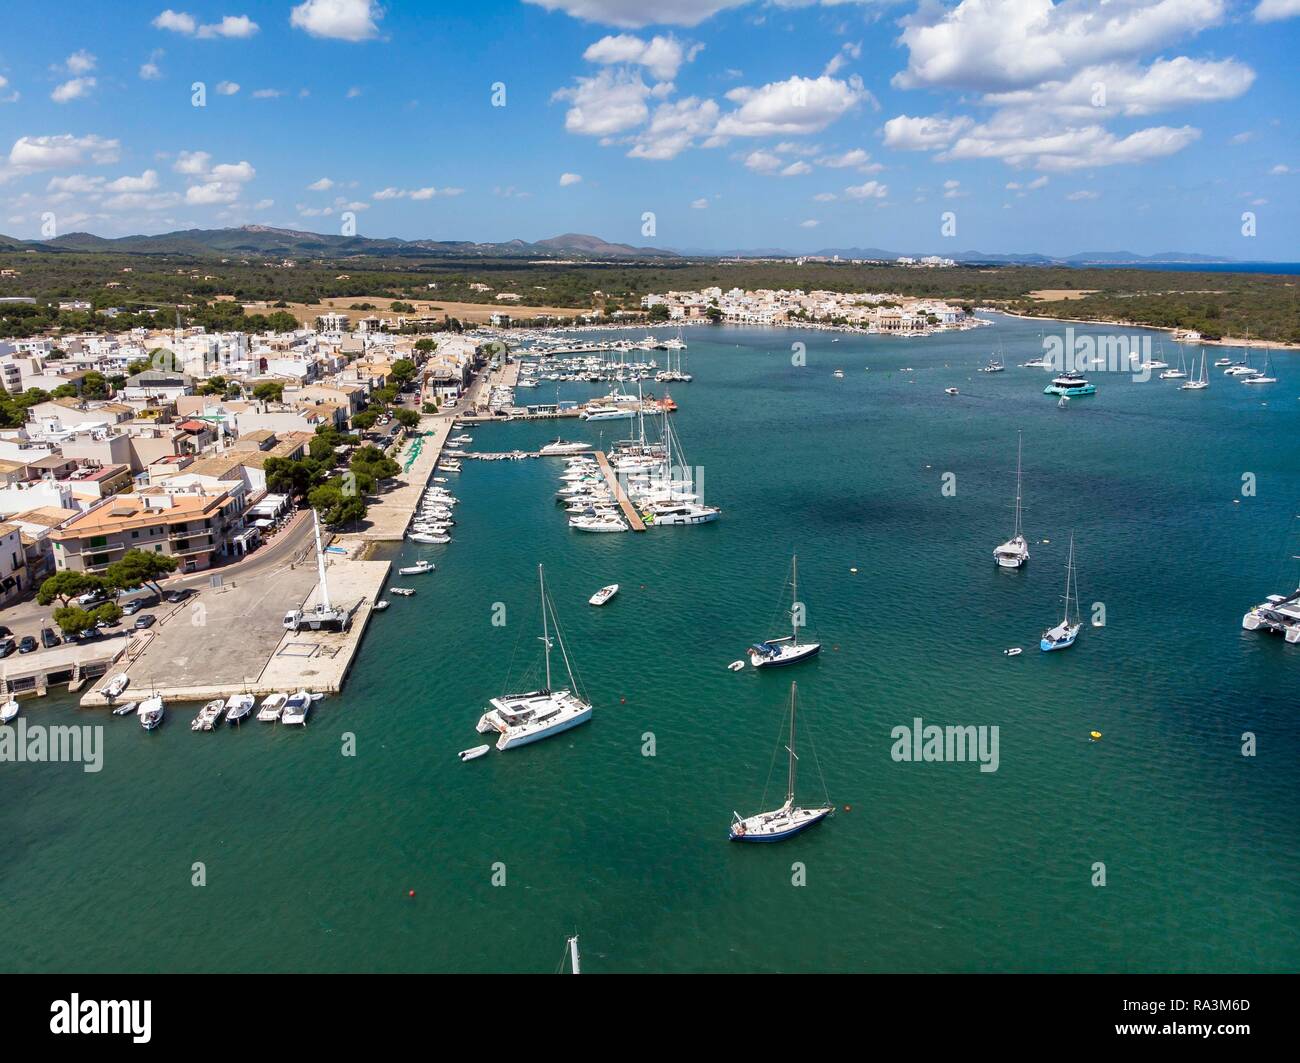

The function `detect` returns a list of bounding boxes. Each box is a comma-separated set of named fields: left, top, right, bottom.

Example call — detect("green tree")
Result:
left=51, top=606, right=95, bottom=636
left=647, top=303, right=670, bottom=321
left=392, top=407, right=419, bottom=428
left=390, top=359, right=416, bottom=385
left=105, top=549, right=179, bottom=598
left=80, top=371, right=110, bottom=399
left=414, top=338, right=436, bottom=354
left=265, top=455, right=324, bottom=499
left=308, top=481, right=366, bottom=526
left=37, top=571, right=105, bottom=607
left=253, top=381, right=285, bottom=402
left=350, top=445, right=400, bottom=483
left=351, top=409, right=379, bottom=430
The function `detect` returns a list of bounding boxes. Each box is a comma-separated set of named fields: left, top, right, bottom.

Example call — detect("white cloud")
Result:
left=372, top=186, right=461, bottom=200
left=153, top=10, right=197, bottom=34
left=253, top=198, right=274, bottom=210
left=555, top=68, right=652, bottom=136
left=307, top=177, right=335, bottom=191
left=1270, top=164, right=1292, bottom=174
left=583, top=34, right=702, bottom=80
left=894, top=0, right=1226, bottom=93
left=346, top=86, right=363, bottom=98
left=216, top=81, right=240, bottom=95
left=290, top=0, right=383, bottom=42
left=1066, top=190, right=1100, bottom=200
left=780, top=161, right=812, bottom=177
left=186, top=182, right=240, bottom=205
left=626, top=96, right=719, bottom=159
left=815, top=148, right=880, bottom=173
left=65, top=50, right=97, bottom=75
left=943, top=113, right=1201, bottom=171
left=523, top=0, right=748, bottom=29
left=211, top=161, right=255, bottom=183
left=823, top=41, right=861, bottom=78
left=559, top=172, right=583, bottom=186
left=743, top=150, right=782, bottom=174
left=106, top=170, right=160, bottom=193
left=252, top=88, right=283, bottom=99
left=715, top=75, right=871, bottom=137
left=843, top=180, right=887, bottom=199
left=140, top=51, right=164, bottom=80
left=197, top=15, right=259, bottom=38
left=47, top=174, right=105, bottom=194
left=812, top=191, right=837, bottom=202
left=52, top=78, right=96, bottom=103
left=173, top=150, right=211, bottom=175
left=1, top=135, right=120, bottom=183
left=882, top=114, right=973, bottom=151
left=691, top=197, right=708, bottom=208
left=1254, top=0, right=1300, bottom=21
left=1229, top=131, right=1254, bottom=145
left=943, top=178, right=965, bottom=198
left=800, top=219, right=819, bottom=228
left=104, top=191, right=181, bottom=212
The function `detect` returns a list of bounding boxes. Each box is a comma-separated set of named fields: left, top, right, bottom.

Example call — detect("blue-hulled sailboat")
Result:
left=730, top=682, right=833, bottom=842
left=1041, top=532, right=1081, bottom=652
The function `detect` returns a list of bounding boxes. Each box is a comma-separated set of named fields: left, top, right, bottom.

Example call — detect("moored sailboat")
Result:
left=750, top=555, right=821, bottom=668
left=993, top=430, right=1030, bottom=568
left=1041, top=533, right=1082, bottom=652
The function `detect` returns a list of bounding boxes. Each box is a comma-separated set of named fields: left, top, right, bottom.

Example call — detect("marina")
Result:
left=4, top=316, right=1297, bottom=975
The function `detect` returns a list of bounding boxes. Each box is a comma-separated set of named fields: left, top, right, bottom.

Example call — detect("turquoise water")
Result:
left=3, top=316, right=1298, bottom=973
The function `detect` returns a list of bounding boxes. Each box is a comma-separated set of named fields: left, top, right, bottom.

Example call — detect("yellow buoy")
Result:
left=1089, top=731, right=1103, bottom=741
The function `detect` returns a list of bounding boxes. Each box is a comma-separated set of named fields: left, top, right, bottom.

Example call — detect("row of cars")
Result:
left=0, top=586, right=191, bottom=658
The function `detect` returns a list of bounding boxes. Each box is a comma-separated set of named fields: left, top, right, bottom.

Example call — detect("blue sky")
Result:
left=0, top=0, right=1297, bottom=257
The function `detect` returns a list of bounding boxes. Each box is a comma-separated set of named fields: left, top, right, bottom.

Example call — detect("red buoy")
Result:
left=843, top=805, right=851, bottom=812
left=408, top=889, right=416, bottom=898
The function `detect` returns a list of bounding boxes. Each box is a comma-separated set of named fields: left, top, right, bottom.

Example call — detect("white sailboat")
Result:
left=1240, top=349, right=1276, bottom=384
left=1180, top=348, right=1209, bottom=390
left=749, top=555, right=821, bottom=667
left=1040, top=532, right=1082, bottom=652
left=993, top=430, right=1030, bottom=568
left=730, top=682, right=833, bottom=842
left=475, top=564, right=593, bottom=751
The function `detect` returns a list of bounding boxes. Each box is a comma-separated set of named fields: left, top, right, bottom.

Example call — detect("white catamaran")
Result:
left=730, top=682, right=833, bottom=842
left=475, top=564, right=593, bottom=750
left=993, top=430, right=1030, bottom=569
left=750, top=555, right=821, bottom=668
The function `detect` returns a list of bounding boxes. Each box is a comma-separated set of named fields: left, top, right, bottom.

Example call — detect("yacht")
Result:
left=569, top=514, right=628, bottom=533
left=833, top=369, right=845, bottom=379
left=644, top=501, right=720, bottom=525
left=993, top=431, right=1030, bottom=568
left=750, top=555, right=821, bottom=668
left=1041, top=533, right=1082, bottom=652
left=137, top=696, right=165, bottom=731
left=1214, top=356, right=1233, bottom=367
left=1044, top=375, right=1095, bottom=396
left=730, top=682, right=833, bottom=842
left=1021, top=355, right=1052, bottom=368
left=1240, top=349, right=1276, bottom=384
left=281, top=691, right=312, bottom=726
left=540, top=439, right=594, bottom=456
left=589, top=584, right=619, bottom=607
left=980, top=358, right=1005, bottom=373
left=225, top=693, right=255, bottom=725
left=1242, top=586, right=1300, bottom=644
left=475, top=564, right=593, bottom=750
left=580, top=406, right=637, bottom=422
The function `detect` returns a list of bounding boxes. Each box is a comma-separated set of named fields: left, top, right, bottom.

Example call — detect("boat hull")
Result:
left=496, top=706, right=592, bottom=750
left=730, top=806, right=833, bottom=842
left=751, top=642, right=821, bottom=668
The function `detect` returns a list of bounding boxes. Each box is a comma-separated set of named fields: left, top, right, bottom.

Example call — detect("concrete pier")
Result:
left=593, top=450, right=646, bottom=531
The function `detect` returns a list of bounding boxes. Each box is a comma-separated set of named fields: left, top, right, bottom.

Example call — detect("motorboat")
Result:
left=281, top=691, right=312, bottom=726
left=589, top=584, right=619, bottom=606
left=373, top=600, right=390, bottom=611
left=398, top=560, right=434, bottom=575
left=225, top=693, right=256, bottom=725
left=540, top=439, right=594, bottom=456
left=644, top=502, right=720, bottom=525
left=0, top=698, right=17, bottom=724
left=137, top=696, right=165, bottom=731
left=474, top=564, right=593, bottom=750
left=1044, top=375, right=1095, bottom=396
left=103, top=673, right=130, bottom=700
left=389, top=587, right=416, bottom=596
left=192, top=699, right=226, bottom=732
left=257, top=692, right=288, bottom=722
left=570, top=515, right=627, bottom=532
left=945, top=387, right=959, bottom=396
left=730, top=682, right=833, bottom=842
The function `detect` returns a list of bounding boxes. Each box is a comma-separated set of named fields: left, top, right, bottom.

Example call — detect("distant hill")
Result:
left=5, top=225, right=681, bottom=261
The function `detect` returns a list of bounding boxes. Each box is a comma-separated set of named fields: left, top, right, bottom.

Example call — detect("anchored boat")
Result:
left=1041, top=533, right=1082, bottom=652
left=993, top=430, right=1030, bottom=569
left=750, top=555, right=821, bottom=668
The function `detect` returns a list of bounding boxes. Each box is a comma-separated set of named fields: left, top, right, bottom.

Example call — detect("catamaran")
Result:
left=730, top=682, right=833, bottom=842
left=1044, top=375, right=1095, bottom=396
left=993, top=431, right=1030, bottom=569
left=750, top=555, right=821, bottom=668
left=475, top=564, right=594, bottom=750
left=1041, top=533, right=1082, bottom=652
left=1242, top=585, right=1300, bottom=644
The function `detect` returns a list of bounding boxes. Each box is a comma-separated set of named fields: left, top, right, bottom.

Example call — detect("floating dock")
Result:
left=593, top=450, right=646, bottom=532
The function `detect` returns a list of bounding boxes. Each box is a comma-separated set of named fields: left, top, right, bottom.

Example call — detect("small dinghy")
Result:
left=728, top=660, right=746, bottom=672
left=589, top=583, right=619, bottom=607
left=459, top=744, right=491, bottom=762
left=389, top=587, right=416, bottom=597
left=1004, top=647, right=1023, bottom=657
left=373, top=600, right=390, bottom=611
left=1, top=698, right=18, bottom=724
left=112, top=700, right=138, bottom=717
left=945, top=387, right=959, bottom=396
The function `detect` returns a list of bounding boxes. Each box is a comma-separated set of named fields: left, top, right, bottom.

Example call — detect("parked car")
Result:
left=18, top=635, right=38, bottom=654
left=40, top=627, right=60, bottom=648
left=76, top=589, right=108, bottom=606
left=164, top=588, right=190, bottom=604
left=133, top=614, right=157, bottom=630
left=77, top=628, right=100, bottom=641
left=122, top=599, right=143, bottom=615
left=0, top=638, right=15, bottom=658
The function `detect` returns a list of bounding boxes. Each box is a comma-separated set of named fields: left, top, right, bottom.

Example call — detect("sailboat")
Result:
left=1159, top=348, right=1187, bottom=380
left=749, top=555, right=821, bottom=667
left=1180, top=348, right=1209, bottom=390
left=475, top=564, right=593, bottom=750
left=730, top=682, right=833, bottom=842
left=1241, top=348, right=1277, bottom=384
left=1040, top=533, right=1082, bottom=652
left=993, top=431, right=1030, bottom=568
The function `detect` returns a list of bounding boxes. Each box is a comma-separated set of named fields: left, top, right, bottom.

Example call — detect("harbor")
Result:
left=4, top=316, right=1297, bottom=975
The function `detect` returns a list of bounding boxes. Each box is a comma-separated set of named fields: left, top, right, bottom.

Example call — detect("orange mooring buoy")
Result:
left=843, top=805, right=851, bottom=812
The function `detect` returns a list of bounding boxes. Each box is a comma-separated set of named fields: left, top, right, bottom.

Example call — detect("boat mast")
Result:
left=312, top=508, right=332, bottom=614
left=1013, top=430, right=1023, bottom=540
left=1063, top=533, right=1076, bottom=625
left=568, top=934, right=581, bottom=975
left=539, top=563, right=552, bottom=690
left=791, top=555, right=799, bottom=646
left=786, top=682, right=798, bottom=806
